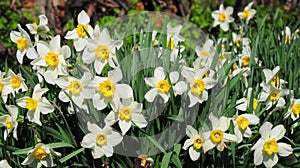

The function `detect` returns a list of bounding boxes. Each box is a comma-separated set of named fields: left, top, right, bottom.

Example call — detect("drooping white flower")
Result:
left=181, top=66, right=217, bottom=107
left=0, top=159, right=12, bottom=168
left=182, top=125, right=204, bottom=161
left=236, top=87, right=258, bottom=111
left=233, top=113, right=259, bottom=143
left=105, top=98, right=147, bottom=135
left=92, top=68, right=133, bottom=110
left=238, top=2, right=256, bottom=24
left=65, top=10, right=93, bottom=51
left=82, top=28, right=123, bottom=74
left=81, top=122, right=123, bottom=159
left=251, top=122, right=293, bottom=168
left=26, top=14, right=50, bottom=42
left=16, top=84, right=54, bottom=126
left=10, top=24, right=38, bottom=64
left=56, top=72, right=94, bottom=107
left=284, top=92, right=300, bottom=121
left=31, top=35, right=71, bottom=84
left=212, top=4, right=234, bottom=31
left=0, top=105, right=18, bottom=140
left=202, top=114, right=237, bottom=152
left=21, top=143, right=61, bottom=168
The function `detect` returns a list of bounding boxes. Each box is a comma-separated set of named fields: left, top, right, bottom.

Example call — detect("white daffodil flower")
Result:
left=0, top=105, right=18, bottom=140
left=182, top=125, right=204, bottom=161
left=21, top=143, right=61, bottom=168
left=236, top=87, right=258, bottom=111
left=212, top=4, right=234, bottom=31
left=92, top=68, right=133, bottom=110
left=81, top=122, right=123, bottom=159
left=10, top=24, right=38, bottom=64
left=65, top=10, right=93, bottom=51
left=1, top=69, right=28, bottom=103
left=238, top=2, right=256, bottom=24
left=105, top=98, right=147, bottom=135
left=0, top=159, right=12, bottom=168
left=251, top=122, right=293, bottom=168
left=181, top=66, right=217, bottom=107
left=233, top=113, right=259, bottom=143
left=284, top=92, right=300, bottom=121
left=232, top=32, right=251, bottom=49
left=194, top=39, right=215, bottom=68
left=282, top=26, right=291, bottom=44
left=202, top=114, right=237, bottom=152
left=82, top=28, right=123, bottom=74
left=16, top=84, right=54, bottom=126
left=262, top=66, right=287, bottom=88
left=31, top=35, right=71, bottom=84
left=56, top=72, right=94, bottom=107
left=166, top=23, right=185, bottom=43
left=26, top=14, right=50, bottom=42
left=258, top=83, right=289, bottom=110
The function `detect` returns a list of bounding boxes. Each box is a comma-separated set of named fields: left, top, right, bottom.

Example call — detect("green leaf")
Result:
left=161, top=152, right=172, bottom=168
left=59, top=148, right=85, bottom=163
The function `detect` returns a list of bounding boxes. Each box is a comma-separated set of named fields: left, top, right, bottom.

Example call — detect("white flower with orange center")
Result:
left=105, top=98, right=147, bottom=135
left=26, top=14, right=50, bottom=42
left=212, top=4, right=234, bottom=31
left=236, top=87, right=259, bottom=111
left=194, top=39, right=215, bottom=68
left=81, top=122, right=123, bottom=159
left=238, top=2, right=256, bottom=24
left=31, top=35, right=70, bottom=84
left=92, top=68, right=133, bottom=110
left=251, top=122, right=293, bottom=168
left=16, top=84, right=54, bottom=126
left=10, top=24, right=38, bottom=64
left=56, top=72, right=94, bottom=107
left=284, top=92, right=300, bottom=121
left=181, top=66, right=217, bottom=107
left=233, top=113, right=259, bottom=143
left=21, top=143, right=61, bottom=168
left=0, top=105, right=18, bottom=140
left=182, top=125, right=204, bottom=161
left=258, top=83, right=289, bottom=110
left=65, top=10, right=93, bottom=51
left=82, top=28, right=123, bottom=74
left=1, top=69, right=28, bottom=103
left=262, top=66, right=287, bottom=88
left=202, top=114, right=237, bottom=152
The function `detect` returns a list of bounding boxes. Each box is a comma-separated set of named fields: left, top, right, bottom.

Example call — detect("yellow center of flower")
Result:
left=252, top=98, right=258, bottom=110
left=11, top=77, right=21, bottom=88
left=68, top=80, right=82, bottom=95
left=263, top=138, right=278, bottom=155
left=157, top=80, right=171, bottom=93
left=45, top=52, right=59, bottom=67
left=270, top=90, right=279, bottom=101
left=271, top=76, right=280, bottom=87
left=166, top=39, right=175, bottom=50
left=235, top=38, right=242, bottom=48
left=5, top=117, right=14, bottom=129
left=34, top=147, right=47, bottom=160
left=99, top=80, right=115, bottom=97
left=95, top=45, right=110, bottom=61
left=211, top=130, right=224, bottom=143
left=292, top=104, right=300, bottom=115
left=219, top=13, right=227, bottom=22
left=201, top=51, right=209, bottom=57
left=242, top=56, right=250, bottom=67
left=96, top=133, right=107, bottom=146
left=193, top=136, right=204, bottom=150
left=26, top=98, right=38, bottom=111
left=119, top=107, right=132, bottom=121
left=0, top=82, right=3, bottom=92
left=284, top=35, right=290, bottom=44
left=16, top=38, right=28, bottom=50
left=236, top=116, right=249, bottom=130
left=242, top=10, right=251, bottom=19
left=76, top=24, right=88, bottom=37
left=191, top=79, right=205, bottom=95
left=138, top=155, right=147, bottom=167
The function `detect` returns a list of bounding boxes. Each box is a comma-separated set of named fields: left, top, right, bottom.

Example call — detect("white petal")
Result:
left=145, top=88, right=158, bottom=102
left=236, top=98, right=248, bottom=111
left=263, top=153, right=278, bottom=168
left=78, top=10, right=90, bottom=25
left=154, top=67, right=166, bottom=81
left=87, top=122, right=102, bottom=134
left=186, top=125, right=198, bottom=138
left=116, top=84, right=133, bottom=99
left=202, top=139, right=215, bottom=153
left=223, top=133, right=237, bottom=142
left=102, top=144, right=114, bottom=157
left=110, top=68, right=122, bottom=83
left=173, top=81, right=188, bottom=96
left=107, top=131, right=123, bottom=146
left=64, top=29, right=78, bottom=39
left=81, top=133, right=96, bottom=148
left=37, top=41, right=50, bottom=57
left=251, top=138, right=264, bottom=151
left=105, top=111, right=118, bottom=126
left=242, top=114, right=259, bottom=125
left=119, top=120, right=131, bottom=135
left=144, top=77, right=157, bottom=88
left=26, top=47, right=38, bottom=59
left=50, top=35, right=61, bottom=52
left=132, top=113, right=147, bottom=128
left=188, top=91, right=199, bottom=107
left=159, top=93, right=170, bottom=103
left=183, top=139, right=194, bottom=150
left=188, top=147, right=200, bottom=161
left=169, top=71, right=179, bottom=84
left=270, top=125, right=285, bottom=140
left=82, top=49, right=96, bottom=64
left=278, top=143, right=293, bottom=156
left=181, top=66, right=195, bottom=84
left=253, top=149, right=263, bottom=165
left=203, top=78, right=216, bottom=89
left=94, top=59, right=107, bottom=74
left=74, top=38, right=86, bottom=51
left=259, top=122, right=272, bottom=140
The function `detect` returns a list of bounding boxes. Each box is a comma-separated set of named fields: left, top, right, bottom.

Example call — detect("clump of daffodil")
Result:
left=251, top=122, right=293, bottom=168
left=212, top=4, right=234, bottom=31
left=16, top=84, right=54, bottom=126
left=21, top=143, right=61, bottom=168
left=81, top=122, right=123, bottom=159
left=183, top=125, right=205, bottom=161
left=0, top=105, right=19, bottom=140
